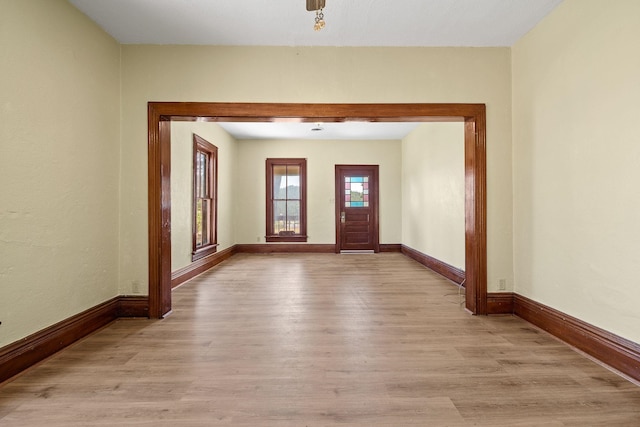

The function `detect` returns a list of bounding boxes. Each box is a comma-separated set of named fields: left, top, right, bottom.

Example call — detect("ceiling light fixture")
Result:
left=306, top=0, right=326, bottom=31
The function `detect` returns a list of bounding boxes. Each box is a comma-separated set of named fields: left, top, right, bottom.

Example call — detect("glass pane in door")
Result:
left=345, top=176, right=369, bottom=207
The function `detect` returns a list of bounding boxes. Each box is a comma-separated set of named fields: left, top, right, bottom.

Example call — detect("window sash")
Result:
left=266, top=159, right=307, bottom=242
left=192, top=135, right=218, bottom=260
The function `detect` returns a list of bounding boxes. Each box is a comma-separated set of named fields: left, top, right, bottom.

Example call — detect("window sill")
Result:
left=192, top=244, right=218, bottom=262
left=265, top=235, right=308, bottom=243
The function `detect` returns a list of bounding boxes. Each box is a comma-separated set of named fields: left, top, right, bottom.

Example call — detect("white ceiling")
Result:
left=67, top=0, right=563, bottom=140
left=217, top=121, right=421, bottom=141
left=68, top=0, right=563, bottom=47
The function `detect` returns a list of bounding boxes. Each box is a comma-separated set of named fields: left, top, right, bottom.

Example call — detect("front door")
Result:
left=335, top=165, right=379, bottom=253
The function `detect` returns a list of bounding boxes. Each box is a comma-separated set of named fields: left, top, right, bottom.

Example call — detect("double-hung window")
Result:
left=192, top=134, right=218, bottom=260
left=266, top=158, right=307, bottom=242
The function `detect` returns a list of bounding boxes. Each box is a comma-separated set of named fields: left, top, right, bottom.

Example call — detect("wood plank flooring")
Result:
left=1, top=253, right=639, bottom=426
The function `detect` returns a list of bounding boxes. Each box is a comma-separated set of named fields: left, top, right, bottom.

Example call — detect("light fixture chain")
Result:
left=314, top=7, right=326, bottom=31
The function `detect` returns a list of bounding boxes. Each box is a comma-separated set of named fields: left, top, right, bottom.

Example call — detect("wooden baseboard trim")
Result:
left=487, top=292, right=515, bottom=315
left=235, top=244, right=335, bottom=253
left=514, top=294, right=640, bottom=382
left=400, top=245, right=465, bottom=285
left=117, top=296, right=149, bottom=317
left=235, top=243, right=401, bottom=254
left=0, top=297, right=122, bottom=384
left=0, top=295, right=152, bottom=384
left=171, top=245, right=237, bottom=288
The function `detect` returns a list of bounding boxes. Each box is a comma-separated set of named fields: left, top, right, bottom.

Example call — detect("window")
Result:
left=266, top=158, right=307, bottom=242
left=344, top=176, right=369, bottom=207
left=192, top=134, right=217, bottom=260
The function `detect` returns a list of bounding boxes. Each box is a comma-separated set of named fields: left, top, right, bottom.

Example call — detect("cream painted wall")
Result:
left=119, top=46, right=513, bottom=294
left=402, top=123, right=465, bottom=270
left=5, top=0, right=638, bottom=356
left=0, top=0, right=121, bottom=346
left=512, top=0, right=640, bottom=342
left=235, top=139, right=401, bottom=244
left=170, top=122, right=237, bottom=271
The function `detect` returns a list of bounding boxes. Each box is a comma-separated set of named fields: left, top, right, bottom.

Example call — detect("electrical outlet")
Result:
left=499, top=279, right=506, bottom=290
left=257, top=236, right=261, bottom=242
left=132, top=280, right=140, bottom=294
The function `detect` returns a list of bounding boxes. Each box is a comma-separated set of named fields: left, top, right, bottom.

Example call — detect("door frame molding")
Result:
left=335, top=165, right=380, bottom=253
left=148, top=102, right=487, bottom=317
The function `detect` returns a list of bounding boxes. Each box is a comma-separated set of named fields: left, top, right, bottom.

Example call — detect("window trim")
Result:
left=265, top=158, right=307, bottom=242
left=192, top=134, right=218, bottom=261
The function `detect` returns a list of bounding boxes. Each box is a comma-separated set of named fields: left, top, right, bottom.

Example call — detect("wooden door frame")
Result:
left=148, top=102, right=487, bottom=317
left=335, top=165, right=380, bottom=254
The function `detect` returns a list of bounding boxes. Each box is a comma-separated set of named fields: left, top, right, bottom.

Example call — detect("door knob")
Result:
left=340, top=212, right=345, bottom=223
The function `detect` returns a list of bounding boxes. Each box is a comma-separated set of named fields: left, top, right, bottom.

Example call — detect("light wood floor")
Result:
left=1, top=253, right=639, bottom=426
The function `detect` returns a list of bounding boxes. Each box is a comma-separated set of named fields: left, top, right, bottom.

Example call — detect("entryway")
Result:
left=148, top=102, right=487, bottom=316
left=335, top=165, right=379, bottom=253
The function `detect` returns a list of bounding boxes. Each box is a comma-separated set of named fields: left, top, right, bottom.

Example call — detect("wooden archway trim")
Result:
left=148, top=102, right=487, bottom=318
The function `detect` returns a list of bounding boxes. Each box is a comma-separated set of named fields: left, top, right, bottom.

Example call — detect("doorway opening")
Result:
left=148, top=103, right=487, bottom=317
left=335, top=165, right=379, bottom=253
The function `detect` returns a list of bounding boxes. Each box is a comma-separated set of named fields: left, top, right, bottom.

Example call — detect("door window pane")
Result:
left=345, top=176, right=369, bottom=208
